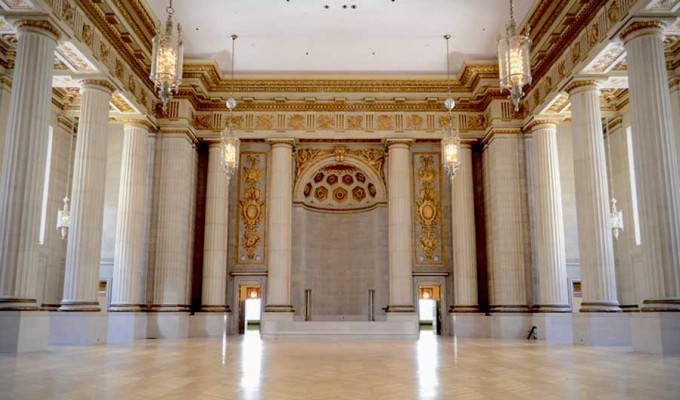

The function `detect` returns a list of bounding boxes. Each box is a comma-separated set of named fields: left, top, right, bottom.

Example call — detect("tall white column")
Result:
left=451, top=144, right=479, bottom=311
left=150, top=134, right=196, bottom=312
left=265, top=139, right=295, bottom=313
left=529, top=121, right=570, bottom=311
left=109, top=122, right=150, bottom=311
left=0, top=21, right=59, bottom=311
left=567, top=81, right=620, bottom=312
left=201, top=144, right=231, bottom=312
left=386, top=139, right=415, bottom=313
left=59, top=80, right=114, bottom=312
left=487, top=135, right=530, bottom=312
left=622, top=22, right=680, bottom=311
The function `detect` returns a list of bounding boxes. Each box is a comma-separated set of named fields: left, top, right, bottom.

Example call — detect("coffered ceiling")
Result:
left=146, top=0, right=533, bottom=75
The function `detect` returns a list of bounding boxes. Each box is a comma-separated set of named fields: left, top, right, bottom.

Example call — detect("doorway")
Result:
left=418, top=285, right=442, bottom=335
left=238, top=285, right=262, bottom=334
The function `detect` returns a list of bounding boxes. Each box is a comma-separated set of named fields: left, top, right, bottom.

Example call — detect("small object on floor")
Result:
left=527, top=326, right=538, bottom=340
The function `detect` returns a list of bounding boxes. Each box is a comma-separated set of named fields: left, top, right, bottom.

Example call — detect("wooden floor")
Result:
left=1, top=332, right=679, bottom=400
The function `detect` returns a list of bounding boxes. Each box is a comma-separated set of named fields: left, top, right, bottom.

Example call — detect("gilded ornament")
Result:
left=572, top=42, right=581, bottom=64
left=100, top=43, right=109, bottom=62
left=467, top=115, right=485, bottom=130
left=288, top=114, right=306, bottom=130
left=406, top=114, right=424, bottom=130
left=588, top=23, right=599, bottom=47
left=543, top=76, right=552, bottom=93
left=115, top=59, right=124, bottom=80
left=558, top=61, right=566, bottom=78
left=314, top=186, right=328, bottom=202
left=295, top=148, right=328, bottom=179
left=342, top=174, right=354, bottom=185
left=347, top=115, right=363, bottom=129
left=352, top=186, right=366, bottom=201
left=326, top=174, right=339, bottom=185
left=82, top=24, right=93, bottom=47
left=377, top=115, right=393, bottom=130
left=240, top=155, right=265, bottom=260
left=316, top=115, right=335, bottom=130
left=128, top=76, right=136, bottom=93
left=607, top=1, right=620, bottom=23
left=61, top=1, right=75, bottom=25
left=333, top=187, right=348, bottom=203
left=438, top=115, right=451, bottom=129
left=334, top=145, right=346, bottom=162
left=193, top=114, right=212, bottom=130
left=415, top=156, right=440, bottom=261
left=255, top=115, right=274, bottom=129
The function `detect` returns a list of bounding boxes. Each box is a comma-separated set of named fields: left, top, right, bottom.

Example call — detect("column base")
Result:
left=148, top=304, right=190, bottom=312
left=489, top=305, right=532, bottom=313
left=489, top=313, right=534, bottom=339
left=0, top=297, right=40, bottom=311
left=107, top=312, right=148, bottom=342
left=572, top=313, right=631, bottom=346
left=58, top=301, right=101, bottom=312
left=385, top=305, right=416, bottom=313
left=579, top=301, right=621, bottom=312
left=450, top=313, right=490, bottom=338
left=264, top=304, right=295, bottom=313
left=261, top=311, right=295, bottom=339
left=640, top=299, right=680, bottom=312
left=189, top=313, right=229, bottom=338
left=448, top=305, right=480, bottom=313
left=108, top=304, right=144, bottom=312
left=532, top=313, right=573, bottom=343
left=199, top=305, right=232, bottom=313
left=49, top=312, right=108, bottom=345
left=146, top=312, right=190, bottom=339
left=632, top=312, right=680, bottom=355
left=0, top=311, right=49, bottom=354
left=533, top=304, right=572, bottom=313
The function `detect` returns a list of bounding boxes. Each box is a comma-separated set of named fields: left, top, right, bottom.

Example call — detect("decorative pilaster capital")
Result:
left=267, top=138, right=296, bottom=149
left=122, top=119, right=156, bottom=132
left=13, top=19, right=61, bottom=41
left=385, top=138, right=414, bottom=149
left=524, top=117, right=561, bottom=132
left=565, top=80, right=601, bottom=96
left=79, top=79, right=116, bottom=95
left=620, top=20, right=666, bottom=43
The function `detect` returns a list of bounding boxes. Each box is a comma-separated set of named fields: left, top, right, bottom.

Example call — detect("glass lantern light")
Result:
left=56, top=121, right=76, bottom=240
left=498, top=0, right=532, bottom=112
left=219, top=35, right=240, bottom=176
left=441, top=34, right=461, bottom=179
left=150, top=0, right=184, bottom=109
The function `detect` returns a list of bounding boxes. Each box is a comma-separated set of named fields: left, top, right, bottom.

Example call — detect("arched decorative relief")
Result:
left=294, top=145, right=386, bottom=212
left=412, top=152, right=445, bottom=266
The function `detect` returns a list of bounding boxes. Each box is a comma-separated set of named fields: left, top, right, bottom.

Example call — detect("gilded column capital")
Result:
left=385, top=138, right=414, bottom=149
left=565, top=80, right=601, bottom=96
left=121, top=119, right=156, bottom=132
left=13, top=19, right=61, bottom=41
left=524, top=118, right=561, bottom=132
left=620, top=21, right=666, bottom=43
left=267, top=138, right=296, bottom=149
left=79, top=79, right=116, bottom=95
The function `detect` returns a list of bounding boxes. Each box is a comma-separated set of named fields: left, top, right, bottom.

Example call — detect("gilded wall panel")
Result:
left=412, top=153, right=445, bottom=267
left=235, top=152, right=268, bottom=266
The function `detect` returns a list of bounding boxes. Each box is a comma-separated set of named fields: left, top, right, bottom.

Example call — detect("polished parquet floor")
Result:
left=1, top=331, right=679, bottom=400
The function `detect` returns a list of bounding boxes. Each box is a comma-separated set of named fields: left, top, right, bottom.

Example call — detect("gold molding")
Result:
left=524, top=118, right=562, bottom=132
left=411, top=152, right=445, bottom=267
left=564, top=80, right=600, bottom=94
left=14, top=20, right=61, bottom=40
left=79, top=79, right=116, bottom=93
left=620, top=21, right=667, bottom=42
left=385, top=138, right=414, bottom=148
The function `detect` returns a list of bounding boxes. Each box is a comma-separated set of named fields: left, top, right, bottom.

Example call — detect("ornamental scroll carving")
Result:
left=412, top=153, right=444, bottom=266
left=236, top=153, right=267, bottom=265
left=294, top=145, right=385, bottom=184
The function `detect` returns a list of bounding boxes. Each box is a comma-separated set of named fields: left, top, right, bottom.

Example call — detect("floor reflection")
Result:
left=239, top=330, right=263, bottom=399
left=416, top=331, right=439, bottom=399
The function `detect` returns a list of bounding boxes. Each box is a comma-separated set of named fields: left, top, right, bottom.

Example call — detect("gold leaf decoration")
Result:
left=255, top=115, right=274, bottom=130
left=406, top=115, right=424, bottom=130
left=316, top=115, right=335, bottom=130
left=347, top=115, right=363, bottom=130
left=288, top=114, right=306, bottom=130
left=240, top=155, right=265, bottom=260
left=377, top=115, right=393, bottom=130
left=416, top=156, right=440, bottom=261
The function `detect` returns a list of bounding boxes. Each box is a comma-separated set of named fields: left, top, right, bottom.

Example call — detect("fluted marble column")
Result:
left=386, top=139, right=415, bottom=313
left=451, top=144, right=479, bottom=311
left=486, top=135, right=530, bottom=312
left=59, top=80, right=114, bottom=312
left=529, top=121, right=570, bottom=311
left=0, top=21, right=59, bottom=311
left=264, top=139, right=295, bottom=313
left=201, top=144, right=231, bottom=312
left=150, top=135, right=196, bottom=311
left=109, top=122, right=150, bottom=311
left=567, top=81, right=620, bottom=312
left=622, top=22, right=680, bottom=311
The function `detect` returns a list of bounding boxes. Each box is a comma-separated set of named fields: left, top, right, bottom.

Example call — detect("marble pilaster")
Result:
left=450, top=144, right=478, bottom=312
left=200, top=144, right=231, bottom=312
left=59, top=80, right=114, bottom=312
left=529, top=121, right=570, bottom=312
left=109, top=122, right=150, bottom=311
left=566, top=81, right=620, bottom=312
left=386, top=139, right=415, bottom=313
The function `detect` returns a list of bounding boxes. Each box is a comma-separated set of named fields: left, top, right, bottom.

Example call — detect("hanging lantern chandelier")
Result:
left=605, top=118, right=624, bottom=241
left=498, top=0, right=532, bottom=112
left=56, top=120, right=76, bottom=240
left=219, top=34, right=240, bottom=176
left=441, top=34, right=461, bottom=179
left=150, top=0, right=184, bottom=108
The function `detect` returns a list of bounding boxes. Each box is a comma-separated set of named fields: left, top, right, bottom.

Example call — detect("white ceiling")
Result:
left=146, top=0, right=534, bottom=75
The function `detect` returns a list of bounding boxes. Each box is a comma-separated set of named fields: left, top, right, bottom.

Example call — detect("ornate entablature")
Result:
left=293, top=145, right=387, bottom=212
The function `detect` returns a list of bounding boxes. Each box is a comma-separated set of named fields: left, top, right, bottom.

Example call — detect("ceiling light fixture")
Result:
left=56, top=120, right=76, bottom=240
left=150, top=0, right=184, bottom=109
left=605, top=117, right=624, bottom=240
left=497, top=0, right=531, bottom=112
left=441, top=34, right=460, bottom=180
left=220, top=34, right=240, bottom=176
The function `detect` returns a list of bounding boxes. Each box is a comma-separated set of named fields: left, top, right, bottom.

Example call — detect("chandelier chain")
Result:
left=166, top=0, right=174, bottom=15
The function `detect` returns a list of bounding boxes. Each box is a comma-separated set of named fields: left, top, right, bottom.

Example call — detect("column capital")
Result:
left=267, top=138, right=296, bottom=149
left=385, top=138, right=414, bottom=149
left=79, top=79, right=116, bottom=95
left=620, top=20, right=666, bottom=43
left=565, top=80, right=601, bottom=96
left=524, top=118, right=561, bottom=132
left=13, top=19, right=61, bottom=41
left=121, top=119, right=155, bottom=132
